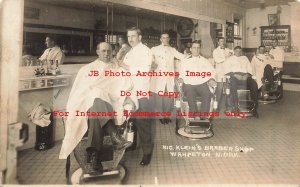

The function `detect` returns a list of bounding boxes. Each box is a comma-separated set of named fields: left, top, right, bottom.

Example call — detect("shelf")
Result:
left=260, top=25, right=291, bottom=52
left=19, top=74, right=71, bottom=91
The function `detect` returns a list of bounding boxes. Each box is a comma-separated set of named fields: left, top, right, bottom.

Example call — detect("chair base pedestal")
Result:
left=176, top=118, right=214, bottom=140
left=71, top=165, right=126, bottom=184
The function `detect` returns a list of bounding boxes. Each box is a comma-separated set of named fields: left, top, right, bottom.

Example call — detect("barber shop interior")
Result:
left=1, top=0, right=300, bottom=185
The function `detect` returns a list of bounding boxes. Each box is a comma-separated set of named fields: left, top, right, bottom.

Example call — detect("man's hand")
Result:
left=207, top=79, right=217, bottom=88
left=123, top=96, right=136, bottom=111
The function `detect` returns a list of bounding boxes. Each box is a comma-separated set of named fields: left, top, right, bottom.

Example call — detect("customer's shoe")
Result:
left=85, top=151, right=103, bottom=175
left=164, top=117, right=171, bottom=124
left=140, top=154, right=152, bottom=166
left=110, top=132, right=132, bottom=150
left=91, top=152, right=103, bottom=170
left=159, top=118, right=166, bottom=125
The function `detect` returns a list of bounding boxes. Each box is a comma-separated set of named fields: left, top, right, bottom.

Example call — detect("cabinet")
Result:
left=19, top=74, right=71, bottom=91
left=261, top=25, right=291, bottom=52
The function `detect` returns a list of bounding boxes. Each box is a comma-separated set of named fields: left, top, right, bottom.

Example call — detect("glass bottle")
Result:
left=213, top=93, right=218, bottom=110
left=126, top=122, right=134, bottom=143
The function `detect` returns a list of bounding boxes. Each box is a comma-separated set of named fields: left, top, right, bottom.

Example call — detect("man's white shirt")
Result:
left=150, top=44, right=184, bottom=93
left=223, top=55, right=253, bottom=75
left=179, top=55, right=216, bottom=85
left=213, top=46, right=233, bottom=82
left=269, top=46, right=284, bottom=68
left=123, top=42, right=152, bottom=98
left=251, top=54, right=272, bottom=88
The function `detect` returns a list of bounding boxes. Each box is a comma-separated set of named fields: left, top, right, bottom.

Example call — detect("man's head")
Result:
left=272, top=39, right=278, bottom=48
left=258, top=45, right=266, bottom=54
left=160, top=32, right=170, bottom=46
left=127, top=27, right=142, bottom=47
left=118, top=37, right=126, bottom=46
left=45, top=35, right=57, bottom=48
left=190, top=40, right=201, bottom=57
left=233, top=46, right=242, bottom=57
left=217, top=37, right=226, bottom=48
left=96, top=42, right=112, bottom=63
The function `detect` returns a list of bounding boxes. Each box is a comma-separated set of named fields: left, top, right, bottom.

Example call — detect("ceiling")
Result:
left=30, top=0, right=179, bottom=21
left=30, top=0, right=297, bottom=19
left=224, top=0, right=296, bottom=9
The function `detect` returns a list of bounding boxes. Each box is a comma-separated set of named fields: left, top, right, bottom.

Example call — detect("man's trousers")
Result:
left=183, top=83, right=212, bottom=113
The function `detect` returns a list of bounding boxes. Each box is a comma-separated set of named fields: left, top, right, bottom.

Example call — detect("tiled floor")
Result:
left=17, top=91, right=300, bottom=185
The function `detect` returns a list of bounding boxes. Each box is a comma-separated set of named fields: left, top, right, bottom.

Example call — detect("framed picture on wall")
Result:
left=268, top=14, right=280, bottom=26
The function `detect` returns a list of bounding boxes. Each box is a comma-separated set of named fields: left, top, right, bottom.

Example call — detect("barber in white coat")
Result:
left=122, top=27, right=154, bottom=166
left=150, top=32, right=185, bottom=124
left=212, top=37, right=233, bottom=110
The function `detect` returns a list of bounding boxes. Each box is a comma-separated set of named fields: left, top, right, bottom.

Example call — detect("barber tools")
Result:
left=34, top=64, right=46, bottom=76
left=34, top=60, right=61, bottom=76
left=47, top=60, right=61, bottom=76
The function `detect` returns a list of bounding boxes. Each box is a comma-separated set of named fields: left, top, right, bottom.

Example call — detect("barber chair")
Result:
left=223, top=75, right=258, bottom=118
left=174, top=81, right=216, bottom=139
left=258, top=68, right=283, bottom=104
left=63, top=108, right=133, bottom=185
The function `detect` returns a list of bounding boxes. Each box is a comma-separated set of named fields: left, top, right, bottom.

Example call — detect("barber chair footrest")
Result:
left=186, top=120, right=211, bottom=134
left=83, top=170, right=119, bottom=179
left=71, top=165, right=126, bottom=184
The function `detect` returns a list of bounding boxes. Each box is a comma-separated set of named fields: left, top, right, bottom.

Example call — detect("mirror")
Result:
left=21, top=30, right=93, bottom=66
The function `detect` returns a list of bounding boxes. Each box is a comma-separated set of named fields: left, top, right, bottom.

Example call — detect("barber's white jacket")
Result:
left=150, top=44, right=184, bottom=93
left=269, top=46, right=284, bottom=68
left=39, top=46, right=65, bottom=64
left=223, top=55, right=253, bottom=75
left=179, top=55, right=216, bottom=85
left=213, top=46, right=233, bottom=82
left=251, top=54, right=272, bottom=88
left=123, top=42, right=152, bottom=98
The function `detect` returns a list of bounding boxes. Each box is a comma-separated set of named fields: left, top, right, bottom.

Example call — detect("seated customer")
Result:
left=251, top=46, right=275, bottom=91
left=178, top=40, right=216, bottom=118
left=59, top=42, right=138, bottom=175
left=223, top=46, right=258, bottom=112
